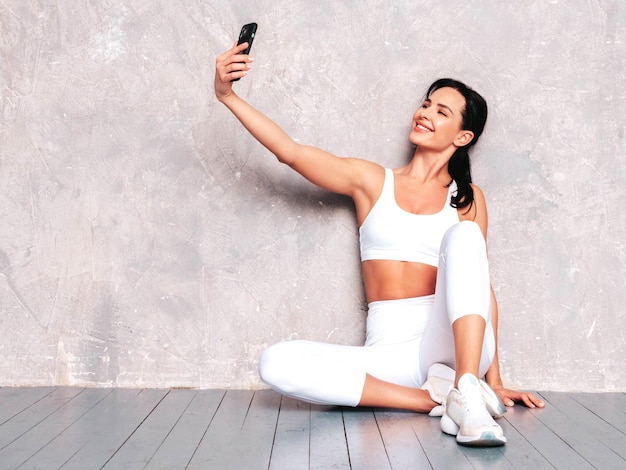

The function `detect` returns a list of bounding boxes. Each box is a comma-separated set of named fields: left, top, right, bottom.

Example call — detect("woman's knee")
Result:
left=258, top=340, right=307, bottom=389
left=440, top=221, right=491, bottom=319
left=442, top=220, right=485, bottom=251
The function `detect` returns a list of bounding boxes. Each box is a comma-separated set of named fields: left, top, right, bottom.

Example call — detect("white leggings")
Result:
left=258, top=221, right=495, bottom=406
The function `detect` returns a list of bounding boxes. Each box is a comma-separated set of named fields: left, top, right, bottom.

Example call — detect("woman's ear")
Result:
left=454, top=130, right=475, bottom=147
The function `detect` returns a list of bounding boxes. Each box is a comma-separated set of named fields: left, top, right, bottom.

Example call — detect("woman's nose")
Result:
left=419, top=110, right=431, bottom=121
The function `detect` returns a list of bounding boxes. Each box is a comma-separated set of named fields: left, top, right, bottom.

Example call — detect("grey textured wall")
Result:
left=1, top=1, right=624, bottom=392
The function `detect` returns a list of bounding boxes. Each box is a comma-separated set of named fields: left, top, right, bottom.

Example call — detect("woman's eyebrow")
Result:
left=436, top=103, right=455, bottom=115
left=425, top=98, right=455, bottom=115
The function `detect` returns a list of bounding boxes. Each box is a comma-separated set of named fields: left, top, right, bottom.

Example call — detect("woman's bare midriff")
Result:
left=362, top=260, right=438, bottom=303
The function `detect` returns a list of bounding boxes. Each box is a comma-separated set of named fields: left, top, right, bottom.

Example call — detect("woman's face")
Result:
left=409, top=87, right=473, bottom=151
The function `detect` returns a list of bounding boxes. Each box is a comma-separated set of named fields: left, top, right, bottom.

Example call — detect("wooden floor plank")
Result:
left=309, top=405, right=351, bottom=470
left=0, top=389, right=623, bottom=469
left=428, top=415, right=514, bottom=470
left=0, top=387, right=111, bottom=469
left=373, top=409, right=432, bottom=469
left=239, top=390, right=283, bottom=468
left=0, top=387, right=83, bottom=450
left=457, top=447, right=514, bottom=470
left=570, top=392, right=626, bottom=434
left=270, top=396, right=311, bottom=469
left=186, top=389, right=258, bottom=469
left=491, top=411, right=552, bottom=469
left=408, top=410, right=474, bottom=470
left=0, top=387, right=56, bottom=424
left=101, top=389, right=198, bottom=469
left=504, top=399, right=595, bottom=470
left=143, top=389, right=225, bottom=470
left=342, top=407, right=392, bottom=470
left=64, top=389, right=169, bottom=469
left=537, top=391, right=626, bottom=468
left=20, top=388, right=168, bottom=470
left=460, top=413, right=551, bottom=470
left=171, top=390, right=281, bottom=470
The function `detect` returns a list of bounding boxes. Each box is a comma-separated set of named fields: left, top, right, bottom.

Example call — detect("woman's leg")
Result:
left=452, top=316, right=487, bottom=386
left=259, top=297, right=439, bottom=412
left=418, top=221, right=505, bottom=446
left=258, top=340, right=368, bottom=407
left=259, top=339, right=437, bottom=411
left=359, top=374, right=437, bottom=412
left=419, top=220, right=495, bottom=382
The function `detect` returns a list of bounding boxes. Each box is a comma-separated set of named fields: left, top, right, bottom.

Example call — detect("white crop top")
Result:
left=359, top=168, right=460, bottom=266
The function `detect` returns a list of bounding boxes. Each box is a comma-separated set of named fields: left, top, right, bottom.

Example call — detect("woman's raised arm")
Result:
left=214, top=43, right=379, bottom=201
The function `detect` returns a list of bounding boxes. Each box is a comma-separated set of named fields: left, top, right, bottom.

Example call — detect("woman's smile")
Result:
left=415, top=121, right=434, bottom=132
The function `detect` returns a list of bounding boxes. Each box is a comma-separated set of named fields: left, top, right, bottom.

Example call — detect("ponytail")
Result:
left=425, top=78, right=488, bottom=211
left=448, top=147, right=474, bottom=210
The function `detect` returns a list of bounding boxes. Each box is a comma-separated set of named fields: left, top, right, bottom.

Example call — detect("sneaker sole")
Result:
left=441, top=412, right=507, bottom=447
left=456, top=432, right=507, bottom=447
left=440, top=413, right=460, bottom=435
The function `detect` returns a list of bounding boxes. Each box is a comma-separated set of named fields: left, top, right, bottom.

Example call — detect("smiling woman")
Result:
left=411, top=79, right=488, bottom=213
left=214, top=41, right=545, bottom=448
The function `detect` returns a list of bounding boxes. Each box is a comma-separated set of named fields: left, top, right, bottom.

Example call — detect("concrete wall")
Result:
left=1, top=0, right=624, bottom=392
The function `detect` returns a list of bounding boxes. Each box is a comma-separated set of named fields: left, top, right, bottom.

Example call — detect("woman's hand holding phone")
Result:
left=214, top=43, right=253, bottom=101
left=214, top=23, right=257, bottom=101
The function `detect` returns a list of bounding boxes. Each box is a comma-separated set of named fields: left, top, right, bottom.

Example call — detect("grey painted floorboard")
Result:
left=309, top=404, right=351, bottom=469
left=62, top=389, right=170, bottom=470
left=374, top=409, right=432, bottom=469
left=342, top=407, right=392, bottom=469
left=0, top=387, right=84, bottom=451
left=408, top=408, right=475, bottom=470
left=144, top=389, right=225, bottom=470
left=102, top=389, right=199, bottom=469
left=0, top=388, right=111, bottom=469
left=16, top=388, right=169, bottom=470
left=0, top=387, right=623, bottom=470
left=488, top=408, right=552, bottom=469
left=570, top=392, right=626, bottom=434
left=0, top=387, right=56, bottom=424
left=232, top=389, right=282, bottom=470
left=538, top=391, right=626, bottom=468
left=270, top=397, right=311, bottom=469
left=186, top=389, right=282, bottom=469
left=503, top=394, right=596, bottom=470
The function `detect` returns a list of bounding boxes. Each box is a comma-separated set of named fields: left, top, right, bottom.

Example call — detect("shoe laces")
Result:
left=458, top=388, right=486, bottom=413
left=456, top=375, right=489, bottom=415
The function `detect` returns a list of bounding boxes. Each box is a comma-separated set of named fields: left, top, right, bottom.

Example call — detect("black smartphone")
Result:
left=232, top=23, right=257, bottom=82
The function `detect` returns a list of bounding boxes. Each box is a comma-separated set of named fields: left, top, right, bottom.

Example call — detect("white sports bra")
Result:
left=359, top=168, right=460, bottom=266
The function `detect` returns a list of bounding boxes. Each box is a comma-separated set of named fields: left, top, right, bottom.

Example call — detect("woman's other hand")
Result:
left=214, top=42, right=254, bottom=101
left=492, top=385, right=546, bottom=409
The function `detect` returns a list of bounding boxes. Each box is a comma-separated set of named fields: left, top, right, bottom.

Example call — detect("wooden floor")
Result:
left=0, top=387, right=624, bottom=469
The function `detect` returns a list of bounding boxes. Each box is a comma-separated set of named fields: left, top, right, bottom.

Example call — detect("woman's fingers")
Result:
left=225, top=42, right=254, bottom=67
left=216, top=45, right=253, bottom=81
left=232, top=41, right=250, bottom=54
left=524, top=391, right=546, bottom=408
left=496, top=388, right=546, bottom=409
left=214, top=43, right=254, bottom=99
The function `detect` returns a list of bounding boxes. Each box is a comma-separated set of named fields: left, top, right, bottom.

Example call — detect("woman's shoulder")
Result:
left=470, top=183, right=485, bottom=201
left=348, top=160, right=387, bottom=224
left=350, top=159, right=386, bottom=188
left=351, top=158, right=386, bottom=173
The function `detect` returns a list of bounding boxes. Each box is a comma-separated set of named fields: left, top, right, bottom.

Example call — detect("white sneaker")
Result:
left=421, top=363, right=506, bottom=418
left=441, top=373, right=506, bottom=447
left=421, top=363, right=454, bottom=404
